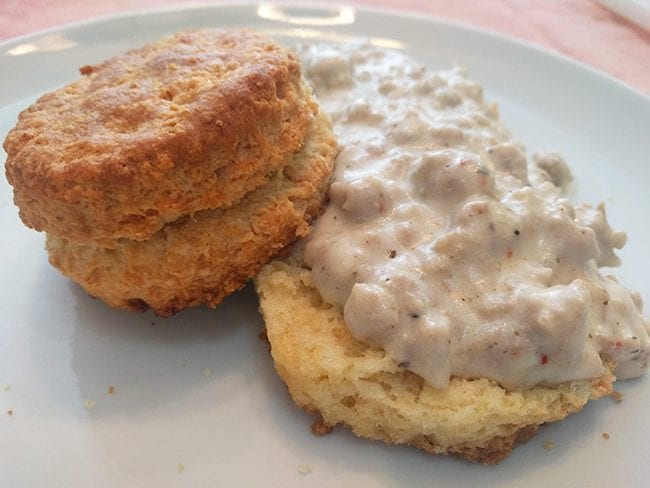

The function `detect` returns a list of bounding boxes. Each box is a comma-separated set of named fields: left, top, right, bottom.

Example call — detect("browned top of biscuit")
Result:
left=4, top=29, right=315, bottom=246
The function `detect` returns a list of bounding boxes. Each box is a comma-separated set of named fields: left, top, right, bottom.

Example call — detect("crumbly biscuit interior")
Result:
left=255, top=259, right=615, bottom=464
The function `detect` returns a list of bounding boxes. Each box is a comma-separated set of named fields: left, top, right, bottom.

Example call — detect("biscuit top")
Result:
left=298, top=42, right=650, bottom=390
left=4, top=29, right=315, bottom=246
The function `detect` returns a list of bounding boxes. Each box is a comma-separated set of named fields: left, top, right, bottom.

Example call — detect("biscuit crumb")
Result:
left=602, top=432, right=610, bottom=440
left=297, top=464, right=312, bottom=475
left=108, top=386, right=115, bottom=395
left=177, top=463, right=184, bottom=474
left=83, top=399, right=96, bottom=411
left=311, top=418, right=333, bottom=436
left=258, top=329, right=271, bottom=352
left=611, top=390, right=623, bottom=403
left=543, top=440, right=556, bottom=450
left=2, top=384, right=10, bottom=391
left=202, top=368, right=212, bottom=377
left=7, top=409, right=13, bottom=416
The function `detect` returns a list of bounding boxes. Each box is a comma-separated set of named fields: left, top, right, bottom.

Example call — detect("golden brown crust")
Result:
left=46, top=111, right=336, bottom=316
left=4, top=29, right=315, bottom=246
left=254, top=259, right=616, bottom=464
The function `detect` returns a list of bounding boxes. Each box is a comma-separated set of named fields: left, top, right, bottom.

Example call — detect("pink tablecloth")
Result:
left=1, top=0, right=649, bottom=94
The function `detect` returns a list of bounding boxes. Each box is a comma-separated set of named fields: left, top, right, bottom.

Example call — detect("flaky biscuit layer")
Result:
left=47, top=110, right=335, bottom=315
left=5, top=29, right=315, bottom=246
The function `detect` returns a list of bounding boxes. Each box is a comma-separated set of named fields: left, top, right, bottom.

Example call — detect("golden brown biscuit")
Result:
left=254, top=259, right=616, bottom=464
left=47, top=111, right=335, bottom=316
left=5, top=29, right=316, bottom=247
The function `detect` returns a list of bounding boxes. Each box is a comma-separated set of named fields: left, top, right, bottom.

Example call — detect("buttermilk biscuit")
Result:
left=47, top=111, right=335, bottom=316
left=4, top=29, right=316, bottom=247
left=254, top=260, right=615, bottom=464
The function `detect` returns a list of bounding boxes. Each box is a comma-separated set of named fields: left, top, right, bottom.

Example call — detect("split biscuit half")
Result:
left=254, top=259, right=615, bottom=464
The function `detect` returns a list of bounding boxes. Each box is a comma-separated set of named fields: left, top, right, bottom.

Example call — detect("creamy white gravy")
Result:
left=298, top=42, right=650, bottom=390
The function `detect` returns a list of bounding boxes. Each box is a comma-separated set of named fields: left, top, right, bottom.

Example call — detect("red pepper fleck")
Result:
left=540, top=354, right=548, bottom=365
left=506, top=250, right=513, bottom=258
left=615, top=341, right=623, bottom=348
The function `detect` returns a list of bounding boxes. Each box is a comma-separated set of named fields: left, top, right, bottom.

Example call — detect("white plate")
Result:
left=1, top=3, right=649, bottom=487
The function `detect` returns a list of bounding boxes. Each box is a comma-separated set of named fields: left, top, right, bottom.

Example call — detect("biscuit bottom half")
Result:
left=46, top=110, right=335, bottom=316
left=254, top=259, right=616, bottom=464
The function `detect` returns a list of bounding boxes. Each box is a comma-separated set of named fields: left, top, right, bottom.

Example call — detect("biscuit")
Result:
left=4, top=29, right=316, bottom=247
left=254, top=259, right=615, bottom=464
left=47, top=111, right=335, bottom=316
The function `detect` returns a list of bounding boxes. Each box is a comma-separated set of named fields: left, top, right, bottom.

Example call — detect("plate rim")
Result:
left=1, top=0, right=648, bottom=104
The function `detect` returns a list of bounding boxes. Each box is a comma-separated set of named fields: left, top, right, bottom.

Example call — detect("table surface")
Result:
left=1, top=0, right=649, bottom=94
